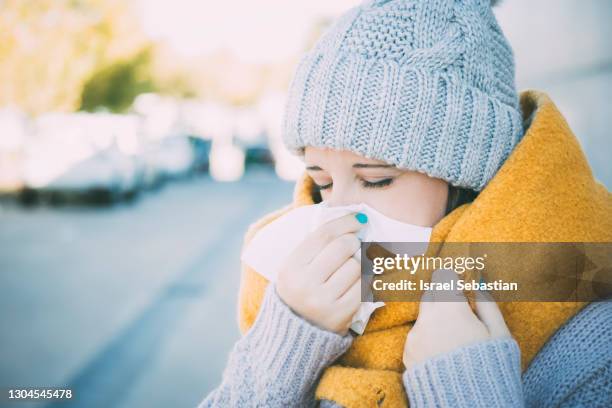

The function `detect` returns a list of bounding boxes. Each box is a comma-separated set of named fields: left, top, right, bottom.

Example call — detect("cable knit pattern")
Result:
left=403, top=337, right=524, bottom=407
left=198, top=284, right=353, bottom=407
left=282, top=0, right=523, bottom=191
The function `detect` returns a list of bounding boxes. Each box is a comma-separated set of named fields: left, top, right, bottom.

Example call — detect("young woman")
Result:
left=199, top=0, right=612, bottom=406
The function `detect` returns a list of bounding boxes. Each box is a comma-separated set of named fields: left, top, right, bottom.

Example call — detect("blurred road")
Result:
left=0, top=169, right=294, bottom=408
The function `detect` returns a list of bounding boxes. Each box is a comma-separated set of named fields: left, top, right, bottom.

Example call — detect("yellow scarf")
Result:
left=236, top=90, right=612, bottom=407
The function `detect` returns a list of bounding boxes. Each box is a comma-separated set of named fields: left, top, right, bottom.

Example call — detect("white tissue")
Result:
left=241, top=202, right=432, bottom=334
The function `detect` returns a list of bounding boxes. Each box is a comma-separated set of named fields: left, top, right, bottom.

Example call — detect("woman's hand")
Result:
left=276, top=212, right=366, bottom=335
left=403, top=268, right=511, bottom=370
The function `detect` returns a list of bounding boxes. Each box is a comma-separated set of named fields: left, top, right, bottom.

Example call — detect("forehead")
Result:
left=304, top=146, right=389, bottom=165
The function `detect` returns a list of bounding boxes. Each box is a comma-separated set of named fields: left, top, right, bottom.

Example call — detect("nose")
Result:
left=326, top=183, right=359, bottom=207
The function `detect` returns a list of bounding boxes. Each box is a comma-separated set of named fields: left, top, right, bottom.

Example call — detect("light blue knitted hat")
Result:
left=282, top=0, right=523, bottom=191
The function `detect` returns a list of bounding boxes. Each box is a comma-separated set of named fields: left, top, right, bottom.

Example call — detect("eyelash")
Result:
left=315, top=178, right=394, bottom=190
left=362, top=178, right=394, bottom=188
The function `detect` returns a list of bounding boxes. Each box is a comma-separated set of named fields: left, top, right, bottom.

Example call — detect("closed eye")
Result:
left=361, top=178, right=394, bottom=188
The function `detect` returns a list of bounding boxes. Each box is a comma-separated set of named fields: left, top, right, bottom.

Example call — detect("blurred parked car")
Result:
left=20, top=112, right=143, bottom=206
left=188, top=136, right=212, bottom=173
left=22, top=148, right=137, bottom=206
left=0, top=107, right=28, bottom=194
left=142, top=135, right=195, bottom=182
left=241, top=138, right=275, bottom=168
left=257, top=91, right=305, bottom=180
left=232, top=106, right=274, bottom=169
left=209, top=139, right=245, bottom=182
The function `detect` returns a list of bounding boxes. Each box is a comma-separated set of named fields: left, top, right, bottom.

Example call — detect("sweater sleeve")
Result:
left=402, top=337, right=524, bottom=408
left=522, top=301, right=612, bottom=408
left=197, top=284, right=353, bottom=408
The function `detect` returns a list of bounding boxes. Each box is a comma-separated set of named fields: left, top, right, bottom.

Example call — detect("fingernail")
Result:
left=355, top=212, right=368, bottom=224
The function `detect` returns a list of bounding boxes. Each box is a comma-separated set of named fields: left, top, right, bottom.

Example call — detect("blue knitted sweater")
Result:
left=199, top=285, right=612, bottom=407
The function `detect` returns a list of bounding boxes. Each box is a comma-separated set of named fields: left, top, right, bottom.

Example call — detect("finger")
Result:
left=431, top=268, right=468, bottom=304
left=293, top=213, right=364, bottom=264
left=417, top=273, right=435, bottom=316
left=323, top=257, right=361, bottom=298
left=428, top=268, right=474, bottom=320
left=336, top=278, right=361, bottom=313
left=417, top=269, right=461, bottom=317
left=310, top=233, right=360, bottom=282
left=474, top=289, right=511, bottom=338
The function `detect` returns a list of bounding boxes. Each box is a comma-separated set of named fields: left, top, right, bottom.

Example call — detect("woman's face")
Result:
left=304, top=147, right=449, bottom=227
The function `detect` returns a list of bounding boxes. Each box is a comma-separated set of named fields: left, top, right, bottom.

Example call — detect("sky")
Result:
left=135, top=0, right=360, bottom=63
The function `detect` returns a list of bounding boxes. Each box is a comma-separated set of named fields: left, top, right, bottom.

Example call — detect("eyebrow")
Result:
left=306, top=163, right=396, bottom=171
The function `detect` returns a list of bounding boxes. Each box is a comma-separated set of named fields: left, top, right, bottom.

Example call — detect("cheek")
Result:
left=361, top=187, right=413, bottom=221
left=361, top=180, right=444, bottom=226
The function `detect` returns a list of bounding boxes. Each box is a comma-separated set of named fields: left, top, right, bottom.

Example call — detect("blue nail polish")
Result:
left=355, top=212, right=368, bottom=224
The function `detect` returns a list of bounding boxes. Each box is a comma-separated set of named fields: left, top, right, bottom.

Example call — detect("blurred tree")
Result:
left=79, top=47, right=155, bottom=112
left=0, top=0, right=152, bottom=114
left=0, top=0, right=306, bottom=114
